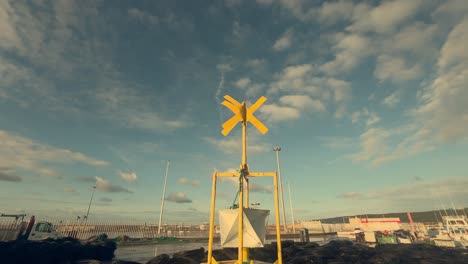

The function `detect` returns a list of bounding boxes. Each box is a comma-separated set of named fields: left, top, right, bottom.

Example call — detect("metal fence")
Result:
left=0, top=216, right=25, bottom=241
left=2, top=216, right=213, bottom=241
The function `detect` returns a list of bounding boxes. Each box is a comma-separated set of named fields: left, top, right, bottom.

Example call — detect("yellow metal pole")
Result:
left=241, top=102, right=247, bottom=166
left=245, top=178, right=249, bottom=206
left=242, top=103, right=249, bottom=263
left=274, top=172, right=283, bottom=264
left=238, top=179, right=244, bottom=263
left=207, top=172, right=217, bottom=264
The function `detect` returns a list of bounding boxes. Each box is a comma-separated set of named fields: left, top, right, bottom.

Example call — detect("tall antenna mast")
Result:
left=158, top=160, right=170, bottom=236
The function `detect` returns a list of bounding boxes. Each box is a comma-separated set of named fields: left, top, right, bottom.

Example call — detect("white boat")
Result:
left=431, top=215, right=468, bottom=248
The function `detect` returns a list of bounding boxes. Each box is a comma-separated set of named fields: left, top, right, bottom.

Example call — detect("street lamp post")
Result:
left=85, top=186, right=96, bottom=223
left=274, top=146, right=287, bottom=233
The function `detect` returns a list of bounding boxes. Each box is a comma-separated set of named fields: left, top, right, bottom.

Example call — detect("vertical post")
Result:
left=274, top=146, right=287, bottom=233
left=274, top=172, right=283, bottom=264
left=207, top=172, right=217, bottom=264
left=158, top=160, right=170, bottom=237
left=241, top=102, right=248, bottom=263
left=238, top=176, right=244, bottom=263
left=287, top=182, right=296, bottom=234
left=85, top=186, right=96, bottom=224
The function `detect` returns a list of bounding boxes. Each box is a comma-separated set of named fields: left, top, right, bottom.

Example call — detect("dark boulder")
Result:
left=173, top=247, right=205, bottom=263
left=145, top=254, right=171, bottom=264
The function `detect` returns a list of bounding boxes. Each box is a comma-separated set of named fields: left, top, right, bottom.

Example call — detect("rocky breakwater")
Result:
left=0, top=237, right=116, bottom=264
left=143, top=240, right=467, bottom=264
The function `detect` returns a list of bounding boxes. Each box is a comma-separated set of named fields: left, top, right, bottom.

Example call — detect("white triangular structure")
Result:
left=220, top=208, right=269, bottom=248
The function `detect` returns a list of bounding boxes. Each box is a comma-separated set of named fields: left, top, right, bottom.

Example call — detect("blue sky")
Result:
left=1, top=0, right=467, bottom=224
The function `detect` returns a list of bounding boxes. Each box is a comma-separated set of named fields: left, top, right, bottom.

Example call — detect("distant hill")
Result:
left=318, top=208, right=468, bottom=224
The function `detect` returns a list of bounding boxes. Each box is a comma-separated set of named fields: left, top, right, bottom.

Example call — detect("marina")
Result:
left=1, top=1, right=468, bottom=262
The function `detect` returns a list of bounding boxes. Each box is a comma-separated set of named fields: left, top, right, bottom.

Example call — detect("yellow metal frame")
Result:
left=206, top=95, right=282, bottom=264
left=206, top=171, right=283, bottom=264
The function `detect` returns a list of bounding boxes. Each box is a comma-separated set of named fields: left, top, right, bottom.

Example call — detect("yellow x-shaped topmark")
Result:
left=221, top=95, right=269, bottom=136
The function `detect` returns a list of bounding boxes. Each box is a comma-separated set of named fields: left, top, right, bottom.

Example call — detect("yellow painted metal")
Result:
left=222, top=101, right=242, bottom=117
left=222, top=115, right=241, bottom=136
left=224, top=95, right=242, bottom=106
left=207, top=172, right=217, bottom=264
left=238, top=172, right=244, bottom=263
left=221, top=95, right=268, bottom=137
left=217, top=172, right=240, bottom=177
left=248, top=172, right=276, bottom=177
left=248, top=96, right=266, bottom=113
left=247, top=114, right=268, bottom=135
left=243, top=177, right=249, bottom=262
left=273, top=172, right=283, bottom=264
left=209, top=95, right=282, bottom=264
left=240, top=109, right=248, bottom=263
left=246, top=97, right=268, bottom=134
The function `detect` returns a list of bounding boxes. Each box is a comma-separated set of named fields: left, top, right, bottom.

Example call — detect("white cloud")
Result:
left=352, top=127, right=391, bottom=164
left=283, top=64, right=314, bottom=80
left=0, top=2, right=186, bottom=133
left=0, top=130, right=108, bottom=177
left=177, top=177, right=200, bottom=187
left=320, top=33, right=372, bottom=75
left=64, top=187, right=79, bottom=194
left=249, top=183, right=273, bottom=193
left=0, top=168, right=22, bottom=182
left=350, top=108, right=380, bottom=127
left=270, top=64, right=351, bottom=118
left=337, top=176, right=468, bottom=212
left=96, top=85, right=187, bottom=132
left=365, top=112, right=381, bottom=127
left=337, top=191, right=366, bottom=199
left=219, top=174, right=272, bottom=193
left=128, top=8, right=159, bottom=27
left=166, top=192, right=192, bottom=203
left=279, top=95, right=325, bottom=112
left=235, top=78, right=251, bottom=89
left=117, top=171, right=137, bottom=182
left=374, top=55, right=423, bottom=82
left=382, top=92, right=401, bottom=107
left=96, top=176, right=132, bottom=193
left=387, top=22, right=439, bottom=61
left=99, top=197, right=112, bottom=203
left=351, top=111, right=361, bottom=123
left=318, top=0, right=355, bottom=25
left=432, top=0, right=468, bottom=26
left=259, top=104, right=301, bottom=122
left=278, top=0, right=316, bottom=21
left=352, top=125, right=434, bottom=166
left=413, top=17, right=468, bottom=143
left=204, top=136, right=270, bottom=154
left=234, top=77, right=266, bottom=98
left=216, top=63, right=233, bottom=73
left=0, top=1, right=21, bottom=51
left=348, top=0, right=423, bottom=34
left=273, top=30, right=293, bottom=51
left=245, top=58, right=267, bottom=73
left=320, top=136, right=356, bottom=150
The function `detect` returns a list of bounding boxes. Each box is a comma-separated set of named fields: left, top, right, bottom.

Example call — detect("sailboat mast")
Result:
left=158, top=160, right=170, bottom=236
left=287, top=182, right=295, bottom=234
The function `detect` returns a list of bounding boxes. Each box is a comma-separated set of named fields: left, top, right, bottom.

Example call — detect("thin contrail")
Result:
left=215, top=69, right=226, bottom=125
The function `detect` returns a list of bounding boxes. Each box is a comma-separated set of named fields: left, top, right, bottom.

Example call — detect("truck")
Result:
left=0, top=213, right=63, bottom=241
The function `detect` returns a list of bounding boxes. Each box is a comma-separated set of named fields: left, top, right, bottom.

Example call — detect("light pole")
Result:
left=274, top=146, right=287, bottom=233
left=85, top=186, right=96, bottom=223
left=158, top=160, right=170, bottom=237
left=287, top=181, right=296, bottom=234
